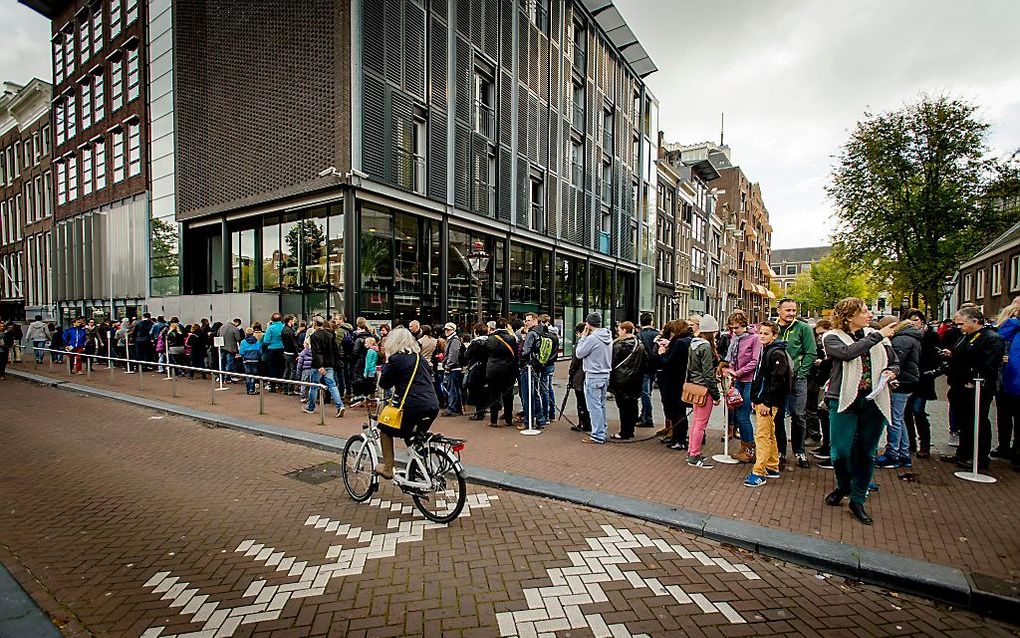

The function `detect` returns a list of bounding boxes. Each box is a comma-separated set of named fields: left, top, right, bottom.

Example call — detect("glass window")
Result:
left=447, top=227, right=503, bottom=329
left=125, top=0, right=138, bottom=25
left=327, top=205, right=345, bottom=315
left=67, top=154, right=78, bottom=201
left=231, top=226, right=257, bottom=292
left=66, top=92, right=76, bottom=139
left=126, top=44, right=140, bottom=102
left=359, top=205, right=394, bottom=317
left=81, top=79, right=92, bottom=129
left=111, top=128, right=125, bottom=182
left=279, top=212, right=303, bottom=291
left=63, top=24, right=75, bottom=75
left=127, top=120, right=141, bottom=176
left=110, top=0, right=122, bottom=38
left=82, top=145, right=94, bottom=195
left=91, top=6, right=102, bottom=57
left=302, top=207, right=328, bottom=292
left=110, top=55, right=123, bottom=111
left=94, top=138, right=106, bottom=190
left=93, top=70, right=105, bottom=121
left=53, top=37, right=64, bottom=84
left=261, top=215, right=281, bottom=291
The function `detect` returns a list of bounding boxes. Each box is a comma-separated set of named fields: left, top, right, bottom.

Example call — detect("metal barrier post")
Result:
left=954, top=377, right=996, bottom=484
left=86, top=356, right=92, bottom=382
left=521, top=367, right=542, bottom=437
left=210, top=372, right=216, bottom=405
left=171, top=365, right=178, bottom=397
left=110, top=354, right=115, bottom=384
left=259, top=380, right=265, bottom=415
left=67, top=352, right=73, bottom=377
left=320, top=385, right=326, bottom=425
left=139, top=362, right=144, bottom=390
left=713, top=378, right=740, bottom=465
left=48, top=349, right=53, bottom=373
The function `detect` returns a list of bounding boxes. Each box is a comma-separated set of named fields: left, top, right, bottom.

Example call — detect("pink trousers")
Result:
left=688, top=401, right=715, bottom=456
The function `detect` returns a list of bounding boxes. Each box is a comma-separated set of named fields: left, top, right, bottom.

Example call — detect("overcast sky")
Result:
left=617, top=0, right=1020, bottom=248
left=4, top=1, right=1019, bottom=249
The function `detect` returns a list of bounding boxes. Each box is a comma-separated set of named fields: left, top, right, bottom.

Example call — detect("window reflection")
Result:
left=231, top=226, right=256, bottom=292
left=262, top=215, right=281, bottom=291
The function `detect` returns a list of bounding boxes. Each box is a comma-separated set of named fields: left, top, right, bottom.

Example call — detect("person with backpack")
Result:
left=238, top=328, right=263, bottom=395
left=567, top=323, right=591, bottom=433
left=609, top=321, right=646, bottom=440
left=743, top=321, right=794, bottom=488
left=722, top=312, right=761, bottom=463
left=186, top=323, right=208, bottom=379
left=63, top=319, right=88, bottom=374
left=522, top=314, right=559, bottom=428
left=296, top=337, right=314, bottom=403
left=151, top=316, right=168, bottom=372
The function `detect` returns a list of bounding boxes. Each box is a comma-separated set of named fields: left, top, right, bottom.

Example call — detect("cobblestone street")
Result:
left=0, top=378, right=1015, bottom=637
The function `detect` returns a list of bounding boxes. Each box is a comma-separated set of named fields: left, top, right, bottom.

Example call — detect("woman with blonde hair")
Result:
left=994, top=303, right=1020, bottom=467
left=821, top=298, right=899, bottom=525
left=685, top=314, right=721, bottom=468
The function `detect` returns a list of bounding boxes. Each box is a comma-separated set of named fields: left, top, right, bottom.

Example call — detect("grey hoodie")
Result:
left=25, top=320, right=49, bottom=341
left=575, top=327, right=613, bottom=376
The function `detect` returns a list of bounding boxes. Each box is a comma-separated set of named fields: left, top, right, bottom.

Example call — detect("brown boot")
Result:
left=731, top=442, right=754, bottom=464
left=376, top=434, right=395, bottom=479
left=655, top=418, right=673, bottom=439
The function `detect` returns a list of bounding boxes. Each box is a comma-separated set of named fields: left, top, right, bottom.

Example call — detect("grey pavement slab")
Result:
left=0, top=563, right=62, bottom=638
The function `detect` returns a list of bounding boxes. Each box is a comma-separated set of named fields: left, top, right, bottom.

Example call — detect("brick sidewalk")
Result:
left=0, top=381, right=1012, bottom=637
left=8, top=360, right=1020, bottom=584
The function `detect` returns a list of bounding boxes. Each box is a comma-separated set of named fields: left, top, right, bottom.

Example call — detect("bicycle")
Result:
left=341, top=393, right=468, bottom=524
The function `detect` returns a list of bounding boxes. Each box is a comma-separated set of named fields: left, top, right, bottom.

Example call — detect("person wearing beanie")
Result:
left=575, top=312, right=613, bottom=444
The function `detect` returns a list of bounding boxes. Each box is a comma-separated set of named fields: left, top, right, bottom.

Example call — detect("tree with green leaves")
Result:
left=785, top=255, right=876, bottom=318
left=828, top=94, right=1012, bottom=311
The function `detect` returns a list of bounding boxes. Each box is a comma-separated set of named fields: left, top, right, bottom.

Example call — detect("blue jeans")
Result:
left=32, top=340, right=46, bottom=363
left=445, top=369, right=463, bottom=413
left=220, top=350, right=236, bottom=381
left=308, top=368, right=344, bottom=412
left=540, top=364, right=556, bottom=421
left=584, top=374, right=610, bottom=442
left=886, top=392, right=911, bottom=460
left=243, top=362, right=259, bottom=393
left=734, top=380, right=754, bottom=443
left=776, top=377, right=808, bottom=455
left=640, top=372, right=655, bottom=424
left=521, top=367, right=546, bottom=426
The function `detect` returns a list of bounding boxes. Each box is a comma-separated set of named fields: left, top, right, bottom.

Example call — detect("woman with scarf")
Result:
left=822, top=298, right=898, bottom=525
left=722, top=312, right=761, bottom=463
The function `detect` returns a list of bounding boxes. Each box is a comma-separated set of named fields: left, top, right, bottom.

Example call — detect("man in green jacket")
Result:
left=774, top=298, right=818, bottom=469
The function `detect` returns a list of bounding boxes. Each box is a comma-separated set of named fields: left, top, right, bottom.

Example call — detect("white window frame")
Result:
left=127, top=119, right=141, bottom=177
left=56, top=162, right=66, bottom=205
left=110, top=54, right=124, bottom=111
left=992, top=261, right=1002, bottom=296
left=964, top=273, right=973, bottom=301
left=125, top=0, right=138, bottom=26
left=976, top=268, right=986, bottom=299
left=1010, top=255, right=1020, bottom=292
left=110, top=0, right=122, bottom=38
left=92, top=69, right=105, bottom=122
left=67, top=153, right=78, bottom=202
left=94, top=137, right=106, bottom=190
left=82, top=144, right=94, bottom=196
left=80, top=78, right=93, bottom=130
left=126, top=43, right=140, bottom=102
left=111, top=127, right=125, bottom=183
left=43, top=171, right=52, bottom=217
left=91, top=5, right=103, bottom=57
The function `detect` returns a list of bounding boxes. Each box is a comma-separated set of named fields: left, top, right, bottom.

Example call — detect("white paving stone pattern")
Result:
left=138, top=492, right=498, bottom=638
left=496, top=524, right=762, bottom=638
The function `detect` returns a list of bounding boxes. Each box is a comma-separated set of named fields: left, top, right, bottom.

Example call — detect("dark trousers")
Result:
left=267, top=349, right=285, bottom=389
left=617, top=395, right=639, bottom=438
left=805, top=376, right=822, bottom=438
left=818, top=403, right=831, bottom=451
left=995, top=391, right=1020, bottom=455
left=488, top=379, right=515, bottom=425
left=574, top=388, right=591, bottom=430
left=665, top=395, right=691, bottom=446
left=903, top=393, right=931, bottom=453
left=189, top=350, right=207, bottom=378
left=135, top=341, right=153, bottom=367
left=283, top=353, right=297, bottom=393
left=950, top=385, right=994, bottom=467
left=828, top=395, right=886, bottom=505
left=776, top=378, right=808, bottom=456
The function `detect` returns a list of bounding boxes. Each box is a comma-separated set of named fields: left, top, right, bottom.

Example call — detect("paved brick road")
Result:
left=10, top=360, right=1020, bottom=583
left=0, top=378, right=1015, bottom=637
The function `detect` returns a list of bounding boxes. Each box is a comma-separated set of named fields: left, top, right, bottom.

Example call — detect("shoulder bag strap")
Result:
left=494, top=335, right=516, bottom=357
left=398, top=354, right=421, bottom=409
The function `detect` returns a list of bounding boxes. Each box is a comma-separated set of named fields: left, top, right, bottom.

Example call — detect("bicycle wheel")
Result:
left=341, top=435, right=377, bottom=502
left=409, top=446, right=467, bottom=524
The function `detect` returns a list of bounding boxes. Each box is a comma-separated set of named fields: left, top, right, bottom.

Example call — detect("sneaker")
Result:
left=778, top=454, right=787, bottom=471
left=687, top=454, right=714, bottom=469
left=302, top=407, right=315, bottom=414
left=816, top=460, right=834, bottom=470
left=765, top=469, right=781, bottom=478
left=899, top=457, right=913, bottom=468
left=796, top=453, right=810, bottom=469
left=581, top=436, right=605, bottom=445
left=668, top=442, right=688, bottom=451
left=335, top=406, right=345, bottom=418
left=990, top=447, right=1008, bottom=459
left=743, top=473, right=767, bottom=488
left=868, top=482, right=880, bottom=492
left=948, top=432, right=960, bottom=447
left=875, top=454, right=900, bottom=469
left=811, top=447, right=830, bottom=460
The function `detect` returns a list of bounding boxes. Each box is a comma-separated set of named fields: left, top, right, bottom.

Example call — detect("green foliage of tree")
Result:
left=827, top=94, right=1014, bottom=311
left=785, top=255, right=875, bottom=317
left=151, top=217, right=178, bottom=278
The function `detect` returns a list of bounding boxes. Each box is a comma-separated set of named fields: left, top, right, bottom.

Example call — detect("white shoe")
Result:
left=948, top=433, right=960, bottom=447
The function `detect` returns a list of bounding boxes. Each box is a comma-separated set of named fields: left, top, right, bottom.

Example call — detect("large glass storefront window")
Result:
left=261, top=215, right=281, bottom=292
left=589, top=263, right=613, bottom=327
left=359, top=205, right=395, bottom=321
left=555, top=255, right=585, bottom=357
left=448, top=227, right=503, bottom=330
left=508, top=243, right=551, bottom=317
left=231, top=226, right=257, bottom=292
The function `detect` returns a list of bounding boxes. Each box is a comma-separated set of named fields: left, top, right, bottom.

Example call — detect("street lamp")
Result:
left=941, top=276, right=957, bottom=320
left=899, top=295, right=910, bottom=317
left=466, top=240, right=490, bottom=326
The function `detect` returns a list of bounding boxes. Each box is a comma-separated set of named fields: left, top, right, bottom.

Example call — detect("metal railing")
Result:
left=475, top=101, right=495, bottom=140
left=25, top=346, right=332, bottom=425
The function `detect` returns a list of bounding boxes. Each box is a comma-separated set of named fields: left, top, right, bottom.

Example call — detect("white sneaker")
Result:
left=948, top=433, right=960, bottom=447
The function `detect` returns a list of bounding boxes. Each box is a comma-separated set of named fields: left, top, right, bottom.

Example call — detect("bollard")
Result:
left=954, top=378, right=996, bottom=484
left=713, top=379, right=739, bottom=465
left=521, top=367, right=542, bottom=437
left=259, top=381, right=265, bottom=415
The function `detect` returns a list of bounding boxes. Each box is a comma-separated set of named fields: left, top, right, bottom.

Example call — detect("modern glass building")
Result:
left=25, top=0, right=660, bottom=352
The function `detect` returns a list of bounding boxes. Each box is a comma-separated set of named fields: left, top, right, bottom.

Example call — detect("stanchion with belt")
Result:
left=954, top=377, right=996, bottom=484
left=521, top=366, right=542, bottom=437
left=712, top=377, right=739, bottom=465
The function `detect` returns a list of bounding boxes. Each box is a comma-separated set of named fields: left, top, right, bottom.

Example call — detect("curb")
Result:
left=8, top=369, right=1019, bottom=623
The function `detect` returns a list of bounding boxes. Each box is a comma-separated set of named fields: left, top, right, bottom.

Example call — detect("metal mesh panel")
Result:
left=454, top=35, right=471, bottom=125
left=175, top=0, right=335, bottom=219
left=428, top=109, right=447, bottom=200
left=498, top=146, right=513, bottom=223
left=453, top=123, right=471, bottom=208
left=429, top=15, right=448, bottom=109
left=405, top=2, right=426, bottom=100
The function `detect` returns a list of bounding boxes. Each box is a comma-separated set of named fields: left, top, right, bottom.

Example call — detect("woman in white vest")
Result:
left=821, top=298, right=899, bottom=525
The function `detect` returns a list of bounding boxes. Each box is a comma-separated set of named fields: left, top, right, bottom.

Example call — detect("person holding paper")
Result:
left=821, top=298, right=899, bottom=526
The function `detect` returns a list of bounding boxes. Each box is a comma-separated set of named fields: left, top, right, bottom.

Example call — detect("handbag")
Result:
left=682, top=382, right=709, bottom=407
left=377, top=354, right=421, bottom=435
left=724, top=384, right=743, bottom=408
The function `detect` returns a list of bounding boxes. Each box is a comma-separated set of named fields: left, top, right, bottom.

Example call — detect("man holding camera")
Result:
left=575, top=313, right=613, bottom=444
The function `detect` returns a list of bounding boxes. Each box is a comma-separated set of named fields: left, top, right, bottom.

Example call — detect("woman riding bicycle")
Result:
left=376, top=327, right=440, bottom=479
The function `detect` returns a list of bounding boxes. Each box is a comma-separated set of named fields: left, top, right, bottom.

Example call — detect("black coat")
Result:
left=915, top=326, right=941, bottom=400
left=890, top=326, right=923, bottom=392
left=947, top=326, right=1005, bottom=390
left=750, top=342, right=793, bottom=408
left=379, top=352, right=439, bottom=412
left=464, top=336, right=490, bottom=392
left=637, top=327, right=660, bottom=373
left=484, top=330, right=519, bottom=384
left=654, top=336, right=690, bottom=390
left=610, top=336, right=645, bottom=399
left=281, top=324, right=299, bottom=354
left=310, top=328, right=339, bottom=370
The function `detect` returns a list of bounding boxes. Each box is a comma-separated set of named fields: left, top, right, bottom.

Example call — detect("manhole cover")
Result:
left=286, top=461, right=341, bottom=485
